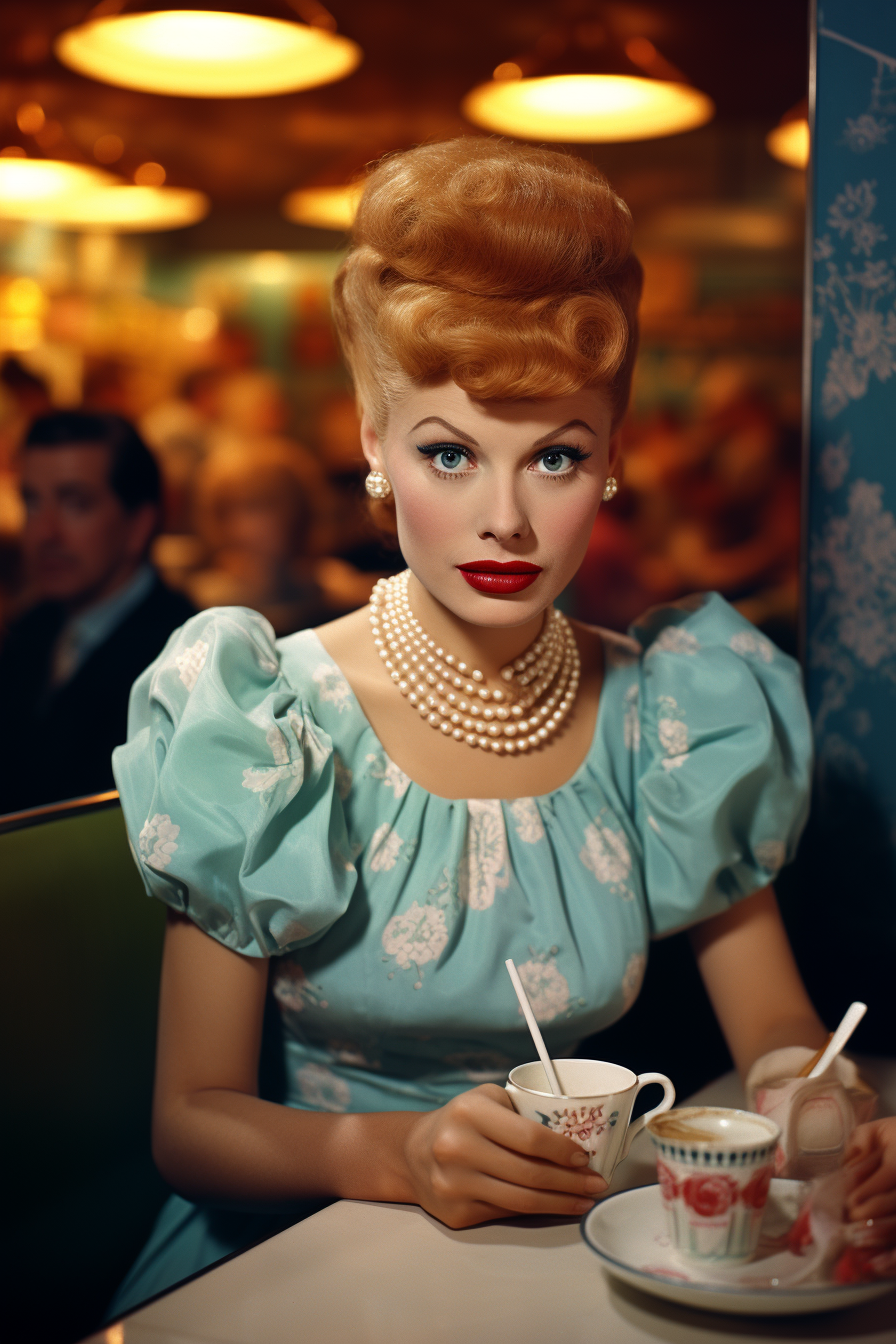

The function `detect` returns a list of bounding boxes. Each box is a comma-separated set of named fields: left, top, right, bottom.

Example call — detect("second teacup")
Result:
left=506, top=1058, right=675, bottom=1184
left=647, top=1106, right=781, bottom=1265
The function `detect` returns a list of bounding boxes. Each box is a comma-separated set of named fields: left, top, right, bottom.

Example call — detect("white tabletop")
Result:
left=90, top=1061, right=896, bottom=1344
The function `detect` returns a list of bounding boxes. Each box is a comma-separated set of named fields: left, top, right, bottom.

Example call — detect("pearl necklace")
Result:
left=369, top=570, right=580, bottom=753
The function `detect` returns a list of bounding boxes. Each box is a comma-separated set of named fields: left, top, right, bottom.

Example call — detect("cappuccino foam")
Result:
left=649, top=1106, right=773, bottom=1146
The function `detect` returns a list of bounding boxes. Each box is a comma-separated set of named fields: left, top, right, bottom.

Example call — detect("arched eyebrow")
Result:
left=532, top=419, right=597, bottom=446
left=410, top=416, right=479, bottom=445
left=409, top=416, right=597, bottom=448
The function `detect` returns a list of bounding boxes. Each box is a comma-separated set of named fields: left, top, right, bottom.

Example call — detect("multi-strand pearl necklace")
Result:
left=369, top=570, right=580, bottom=753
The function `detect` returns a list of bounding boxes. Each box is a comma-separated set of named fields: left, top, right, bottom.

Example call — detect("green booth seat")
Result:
left=1, top=793, right=168, bottom=1344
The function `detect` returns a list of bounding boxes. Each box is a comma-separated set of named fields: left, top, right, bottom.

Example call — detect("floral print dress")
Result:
left=109, top=592, right=812, bottom=1312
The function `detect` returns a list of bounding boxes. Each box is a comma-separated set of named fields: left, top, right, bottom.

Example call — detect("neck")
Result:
left=405, top=570, right=548, bottom=681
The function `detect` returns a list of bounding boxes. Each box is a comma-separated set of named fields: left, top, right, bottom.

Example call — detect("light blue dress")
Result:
left=109, top=592, right=811, bottom=1314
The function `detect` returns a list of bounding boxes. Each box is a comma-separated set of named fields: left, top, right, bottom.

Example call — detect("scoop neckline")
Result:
left=302, top=627, right=619, bottom=806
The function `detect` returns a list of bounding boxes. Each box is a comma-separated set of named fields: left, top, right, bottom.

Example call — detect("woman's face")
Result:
left=362, top=379, right=618, bottom=629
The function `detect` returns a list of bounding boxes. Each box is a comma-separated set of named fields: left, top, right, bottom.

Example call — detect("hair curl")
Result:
left=332, top=138, right=642, bottom=436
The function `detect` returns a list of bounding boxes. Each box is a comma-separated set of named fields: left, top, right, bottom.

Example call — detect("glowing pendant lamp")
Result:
left=282, top=181, right=364, bottom=231
left=462, top=25, right=713, bottom=143
left=25, top=183, right=210, bottom=232
left=55, top=8, right=361, bottom=99
left=766, top=101, right=809, bottom=169
left=0, top=158, right=116, bottom=219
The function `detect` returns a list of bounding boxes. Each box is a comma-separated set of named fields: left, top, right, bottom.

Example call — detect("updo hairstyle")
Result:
left=332, top=138, right=642, bottom=437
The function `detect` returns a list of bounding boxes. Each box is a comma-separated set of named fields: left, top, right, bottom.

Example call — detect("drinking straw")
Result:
left=505, top=957, right=564, bottom=1097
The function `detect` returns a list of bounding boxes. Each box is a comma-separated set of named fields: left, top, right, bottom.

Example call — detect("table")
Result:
left=86, top=1061, right=896, bottom=1344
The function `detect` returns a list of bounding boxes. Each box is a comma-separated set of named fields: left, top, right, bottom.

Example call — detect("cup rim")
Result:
left=645, top=1105, right=781, bottom=1149
left=507, top=1057, right=638, bottom=1099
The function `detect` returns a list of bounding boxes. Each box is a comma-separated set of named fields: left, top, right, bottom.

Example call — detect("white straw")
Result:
left=808, top=1001, right=867, bottom=1079
left=505, top=958, right=564, bottom=1097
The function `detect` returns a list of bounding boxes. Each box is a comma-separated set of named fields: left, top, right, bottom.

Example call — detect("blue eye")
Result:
left=537, top=450, right=572, bottom=474
left=435, top=448, right=466, bottom=472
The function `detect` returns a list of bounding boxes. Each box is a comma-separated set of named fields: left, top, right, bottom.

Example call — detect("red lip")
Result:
left=457, top=561, right=542, bottom=573
left=456, top=561, right=542, bottom=595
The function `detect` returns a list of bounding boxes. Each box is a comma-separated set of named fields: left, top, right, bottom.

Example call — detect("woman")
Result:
left=111, top=139, right=894, bottom=1314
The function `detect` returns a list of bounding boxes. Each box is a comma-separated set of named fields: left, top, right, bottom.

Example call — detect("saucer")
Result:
left=580, top=1181, right=896, bottom=1316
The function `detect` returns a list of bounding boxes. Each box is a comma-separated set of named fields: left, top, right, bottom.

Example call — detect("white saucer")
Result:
left=580, top=1181, right=896, bottom=1316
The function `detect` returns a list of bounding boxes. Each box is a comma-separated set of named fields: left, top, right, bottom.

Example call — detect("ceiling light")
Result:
left=29, top=184, right=210, bottom=232
left=462, top=20, right=713, bottom=143
left=0, top=158, right=115, bottom=217
left=55, top=9, right=361, bottom=99
left=464, top=73, right=713, bottom=142
left=282, top=182, right=364, bottom=231
left=766, top=113, right=809, bottom=169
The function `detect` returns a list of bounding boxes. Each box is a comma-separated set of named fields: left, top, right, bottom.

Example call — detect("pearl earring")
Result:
left=602, top=475, right=618, bottom=502
left=365, top=470, right=392, bottom=500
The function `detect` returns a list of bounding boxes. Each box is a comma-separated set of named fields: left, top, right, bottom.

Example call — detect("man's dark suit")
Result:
left=0, top=576, right=195, bottom=815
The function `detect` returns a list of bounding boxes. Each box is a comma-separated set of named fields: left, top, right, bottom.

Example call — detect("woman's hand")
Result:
left=402, top=1084, right=606, bottom=1229
left=845, top=1118, right=896, bottom=1222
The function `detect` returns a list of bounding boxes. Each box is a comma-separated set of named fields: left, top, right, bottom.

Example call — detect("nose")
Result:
left=476, top=476, right=531, bottom=545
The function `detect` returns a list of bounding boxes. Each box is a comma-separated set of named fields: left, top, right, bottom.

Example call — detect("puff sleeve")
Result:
left=112, top=607, right=357, bottom=957
left=628, top=594, right=812, bottom=937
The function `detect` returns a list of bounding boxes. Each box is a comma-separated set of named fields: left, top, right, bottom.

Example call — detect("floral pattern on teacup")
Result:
left=535, top=1103, right=619, bottom=1153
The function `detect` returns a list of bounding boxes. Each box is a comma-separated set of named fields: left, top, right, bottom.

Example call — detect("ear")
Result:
left=359, top=414, right=385, bottom=474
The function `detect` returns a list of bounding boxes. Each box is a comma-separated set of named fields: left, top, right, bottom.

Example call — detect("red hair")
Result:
left=332, top=138, right=642, bottom=434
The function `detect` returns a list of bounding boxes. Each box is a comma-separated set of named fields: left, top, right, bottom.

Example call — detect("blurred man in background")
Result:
left=0, top=411, right=194, bottom=814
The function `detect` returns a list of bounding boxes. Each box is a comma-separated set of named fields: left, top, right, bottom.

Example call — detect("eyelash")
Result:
left=415, top=443, right=592, bottom=481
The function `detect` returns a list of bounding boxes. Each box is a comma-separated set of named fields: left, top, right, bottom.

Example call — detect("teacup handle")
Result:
left=621, top=1072, right=676, bottom=1159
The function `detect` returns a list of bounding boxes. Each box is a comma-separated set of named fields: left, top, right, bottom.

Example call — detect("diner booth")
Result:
left=1, top=1, right=895, bottom=1340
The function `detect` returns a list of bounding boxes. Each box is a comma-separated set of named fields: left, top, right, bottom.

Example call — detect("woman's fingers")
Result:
left=445, top=1126, right=606, bottom=1201
left=464, top=1085, right=593, bottom=1168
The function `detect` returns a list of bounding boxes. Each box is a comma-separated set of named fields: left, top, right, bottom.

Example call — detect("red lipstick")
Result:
left=456, top=560, right=542, bottom=595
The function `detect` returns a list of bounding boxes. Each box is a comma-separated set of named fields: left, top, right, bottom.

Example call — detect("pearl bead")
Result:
left=457, top=662, right=468, bottom=674
left=472, top=669, right=483, bottom=682
left=426, top=672, right=437, bottom=685
left=440, top=722, right=451, bottom=735
left=450, top=712, right=462, bottom=725
left=470, top=703, right=481, bottom=717
left=408, top=692, right=418, bottom=706
left=489, top=740, right=503, bottom=753
left=446, top=692, right=457, bottom=705
left=398, top=680, right=408, bottom=693
left=505, top=724, right=517, bottom=737
left=445, top=654, right=456, bottom=666
left=465, top=733, right=477, bottom=746
left=390, top=670, right=400, bottom=682
left=482, top=708, right=495, bottom=721
left=427, top=712, right=440, bottom=727
left=462, top=718, right=474, bottom=731
left=496, top=707, right=510, bottom=720
left=537, top=726, right=549, bottom=741
left=458, top=699, right=469, bottom=713
left=504, top=740, right=516, bottom=753
left=452, top=727, right=464, bottom=740
left=487, top=723, right=501, bottom=737
left=477, top=736, right=488, bottom=749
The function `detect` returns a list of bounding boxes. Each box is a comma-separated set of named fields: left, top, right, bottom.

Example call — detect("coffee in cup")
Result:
left=647, top=1106, right=780, bottom=1264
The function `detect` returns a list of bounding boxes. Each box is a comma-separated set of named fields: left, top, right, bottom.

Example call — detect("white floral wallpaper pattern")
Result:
left=808, top=5, right=896, bottom=852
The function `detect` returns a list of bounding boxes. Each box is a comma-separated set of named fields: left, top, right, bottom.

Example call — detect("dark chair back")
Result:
left=1, top=793, right=167, bottom=1343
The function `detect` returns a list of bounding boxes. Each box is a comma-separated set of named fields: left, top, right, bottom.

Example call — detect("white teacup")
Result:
left=647, top=1106, right=781, bottom=1265
left=506, top=1059, right=675, bottom=1183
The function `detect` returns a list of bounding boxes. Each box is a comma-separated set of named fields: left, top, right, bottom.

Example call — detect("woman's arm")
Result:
left=152, top=911, right=605, bottom=1226
left=688, top=885, right=828, bottom=1077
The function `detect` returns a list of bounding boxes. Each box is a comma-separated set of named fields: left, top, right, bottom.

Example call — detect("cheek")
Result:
left=392, top=474, right=460, bottom=559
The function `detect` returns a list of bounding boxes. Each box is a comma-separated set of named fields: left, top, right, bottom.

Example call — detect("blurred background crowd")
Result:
left=0, top=0, right=808, bottom=819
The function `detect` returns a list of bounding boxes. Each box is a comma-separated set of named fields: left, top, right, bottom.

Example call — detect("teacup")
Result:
left=506, top=1058, right=675, bottom=1183
left=745, top=1045, right=877, bottom=1180
left=647, top=1106, right=780, bottom=1265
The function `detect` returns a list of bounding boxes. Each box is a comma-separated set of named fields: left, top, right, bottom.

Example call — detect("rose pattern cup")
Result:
left=648, top=1107, right=780, bottom=1265
left=506, top=1058, right=675, bottom=1184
